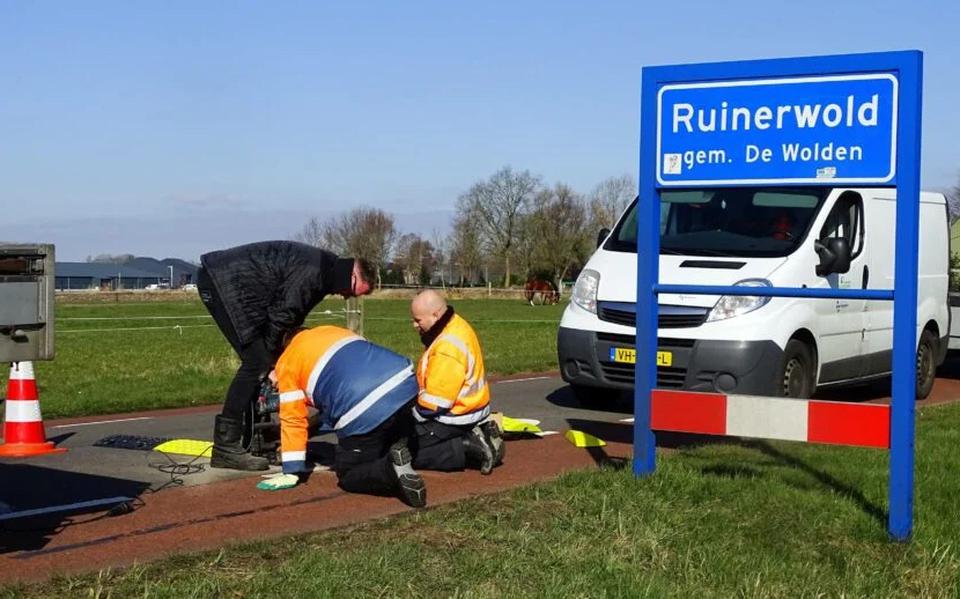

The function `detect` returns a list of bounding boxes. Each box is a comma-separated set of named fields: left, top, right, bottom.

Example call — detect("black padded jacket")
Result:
left=200, top=241, right=353, bottom=356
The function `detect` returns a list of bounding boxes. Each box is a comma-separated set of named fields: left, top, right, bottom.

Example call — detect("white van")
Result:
left=558, top=187, right=950, bottom=402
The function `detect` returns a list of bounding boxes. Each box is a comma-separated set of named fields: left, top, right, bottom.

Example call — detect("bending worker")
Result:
left=260, top=325, right=427, bottom=508
left=197, top=240, right=375, bottom=471
left=409, top=290, right=504, bottom=474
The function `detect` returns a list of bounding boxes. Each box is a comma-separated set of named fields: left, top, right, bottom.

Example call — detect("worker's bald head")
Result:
left=411, top=290, right=448, bottom=335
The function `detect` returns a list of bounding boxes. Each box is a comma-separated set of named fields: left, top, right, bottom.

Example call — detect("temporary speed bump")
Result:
left=153, top=439, right=213, bottom=458
left=501, top=416, right=543, bottom=434
left=564, top=430, right=607, bottom=448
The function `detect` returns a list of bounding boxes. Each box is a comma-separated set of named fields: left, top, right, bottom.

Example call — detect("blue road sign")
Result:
left=657, top=73, right=898, bottom=186
left=636, top=51, right=922, bottom=542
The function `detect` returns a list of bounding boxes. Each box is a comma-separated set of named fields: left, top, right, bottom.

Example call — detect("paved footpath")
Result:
left=0, top=375, right=637, bottom=584
left=2, top=369, right=959, bottom=584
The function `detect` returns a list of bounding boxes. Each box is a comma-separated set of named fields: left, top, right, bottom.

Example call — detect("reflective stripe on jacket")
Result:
left=275, top=325, right=417, bottom=474
left=415, top=313, right=490, bottom=426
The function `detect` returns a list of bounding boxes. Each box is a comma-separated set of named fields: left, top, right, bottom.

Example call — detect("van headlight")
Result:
left=706, top=279, right=772, bottom=322
left=571, top=269, right=600, bottom=314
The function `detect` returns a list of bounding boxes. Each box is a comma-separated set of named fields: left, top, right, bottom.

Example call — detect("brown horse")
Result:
left=523, top=277, right=559, bottom=305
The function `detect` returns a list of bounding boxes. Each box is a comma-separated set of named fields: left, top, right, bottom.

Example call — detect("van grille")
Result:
left=659, top=312, right=709, bottom=328
left=598, top=361, right=687, bottom=388
left=597, top=303, right=709, bottom=328
left=596, top=332, right=696, bottom=348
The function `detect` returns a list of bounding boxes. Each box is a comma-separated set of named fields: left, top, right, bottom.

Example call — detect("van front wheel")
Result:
left=778, top=340, right=815, bottom=398
left=916, top=329, right=937, bottom=400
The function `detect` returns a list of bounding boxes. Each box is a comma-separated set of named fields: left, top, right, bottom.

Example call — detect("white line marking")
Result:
left=496, top=376, right=552, bottom=384
left=53, top=416, right=154, bottom=429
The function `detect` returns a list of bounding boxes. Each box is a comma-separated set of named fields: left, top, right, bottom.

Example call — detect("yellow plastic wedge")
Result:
left=153, top=439, right=213, bottom=458
left=564, top=429, right=607, bottom=448
left=501, top=415, right=543, bottom=434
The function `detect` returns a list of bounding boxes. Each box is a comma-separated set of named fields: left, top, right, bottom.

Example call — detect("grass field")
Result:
left=3, top=298, right=565, bottom=419
left=5, top=401, right=958, bottom=597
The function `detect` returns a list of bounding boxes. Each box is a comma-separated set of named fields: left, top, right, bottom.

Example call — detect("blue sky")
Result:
left=1, top=1, right=957, bottom=260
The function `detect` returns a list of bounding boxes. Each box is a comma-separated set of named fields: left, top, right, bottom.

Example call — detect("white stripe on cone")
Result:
left=9, top=361, right=36, bottom=381
left=4, top=400, right=43, bottom=423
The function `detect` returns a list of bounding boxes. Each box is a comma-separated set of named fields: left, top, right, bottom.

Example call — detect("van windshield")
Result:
left=604, top=188, right=827, bottom=258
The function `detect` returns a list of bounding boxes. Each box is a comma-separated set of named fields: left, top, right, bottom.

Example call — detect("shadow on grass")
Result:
left=565, top=417, right=730, bottom=450
left=737, top=439, right=888, bottom=527
left=561, top=417, right=887, bottom=526
left=564, top=417, right=732, bottom=470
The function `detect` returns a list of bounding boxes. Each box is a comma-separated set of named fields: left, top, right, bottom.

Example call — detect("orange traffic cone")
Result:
left=0, top=361, right=67, bottom=457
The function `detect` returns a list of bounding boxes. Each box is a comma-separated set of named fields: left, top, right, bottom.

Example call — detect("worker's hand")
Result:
left=256, top=473, right=300, bottom=491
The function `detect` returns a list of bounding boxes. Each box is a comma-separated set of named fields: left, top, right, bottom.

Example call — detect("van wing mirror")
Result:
left=815, top=238, right=852, bottom=276
left=830, top=238, right=852, bottom=274
left=597, top=227, right=611, bottom=248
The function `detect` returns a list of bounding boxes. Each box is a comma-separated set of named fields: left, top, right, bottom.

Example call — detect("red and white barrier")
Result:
left=651, top=389, right=890, bottom=448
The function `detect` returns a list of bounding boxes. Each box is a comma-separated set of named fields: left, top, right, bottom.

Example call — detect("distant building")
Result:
left=55, top=258, right=198, bottom=291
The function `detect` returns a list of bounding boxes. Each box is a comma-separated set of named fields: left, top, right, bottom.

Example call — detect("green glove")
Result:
left=256, top=473, right=300, bottom=491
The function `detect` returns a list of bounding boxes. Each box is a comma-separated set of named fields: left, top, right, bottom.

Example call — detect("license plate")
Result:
left=608, top=347, right=672, bottom=367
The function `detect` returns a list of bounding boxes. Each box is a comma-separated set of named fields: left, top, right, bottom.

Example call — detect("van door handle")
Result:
left=862, top=265, right=870, bottom=289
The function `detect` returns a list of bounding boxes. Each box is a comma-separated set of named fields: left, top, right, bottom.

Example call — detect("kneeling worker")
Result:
left=259, top=325, right=427, bottom=508
left=409, top=290, right=504, bottom=474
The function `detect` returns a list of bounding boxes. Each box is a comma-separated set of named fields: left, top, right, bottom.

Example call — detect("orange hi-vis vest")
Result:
left=415, top=313, right=490, bottom=426
left=275, top=325, right=417, bottom=474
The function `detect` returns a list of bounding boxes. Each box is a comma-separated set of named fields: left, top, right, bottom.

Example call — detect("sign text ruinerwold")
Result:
left=656, top=74, right=898, bottom=186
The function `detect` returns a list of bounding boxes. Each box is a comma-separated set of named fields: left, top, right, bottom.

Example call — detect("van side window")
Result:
left=818, top=193, right=864, bottom=259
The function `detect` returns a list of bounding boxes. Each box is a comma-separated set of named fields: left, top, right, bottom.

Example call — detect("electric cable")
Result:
left=145, top=443, right=212, bottom=493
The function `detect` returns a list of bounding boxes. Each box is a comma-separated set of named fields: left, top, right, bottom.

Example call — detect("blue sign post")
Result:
left=635, top=51, right=922, bottom=540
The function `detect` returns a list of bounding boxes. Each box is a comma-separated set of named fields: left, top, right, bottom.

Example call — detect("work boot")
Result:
left=389, top=439, right=426, bottom=508
left=211, top=415, right=270, bottom=471
left=479, top=420, right=505, bottom=467
left=463, top=427, right=495, bottom=475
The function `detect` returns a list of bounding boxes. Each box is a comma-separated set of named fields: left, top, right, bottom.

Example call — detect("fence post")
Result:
left=345, top=296, right=364, bottom=336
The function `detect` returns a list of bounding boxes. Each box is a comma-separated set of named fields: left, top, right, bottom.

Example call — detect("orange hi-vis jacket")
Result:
left=415, top=313, right=490, bottom=426
left=275, top=325, right=418, bottom=474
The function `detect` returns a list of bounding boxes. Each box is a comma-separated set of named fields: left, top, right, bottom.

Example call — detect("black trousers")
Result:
left=197, top=267, right=274, bottom=423
left=411, top=419, right=470, bottom=472
left=334, top=401, right=416, bottom=495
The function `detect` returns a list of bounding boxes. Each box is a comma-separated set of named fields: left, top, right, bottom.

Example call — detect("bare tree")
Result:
left=431, top=228, right=448, bottom=288
left=587, top=174, right=636, bottom=232
left=512, top=206, right=539, bottom=282
left=950, top=173, right=960, bottom=223
left=527, top=183, right=589, bottom=286
left=293, top=216, right=328, bottom=247
left=394, top=233, right=436, bottom=285
left=460, top=166, right=541, bottom=286
left=294, top=207, right=396, bottom=288
left=448, top=210, right=484, bottom=286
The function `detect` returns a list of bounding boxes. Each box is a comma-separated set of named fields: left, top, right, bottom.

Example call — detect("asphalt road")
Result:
left=4, top=358, right=960, bottom=520
left=0, top=375, right=629, bottom=518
